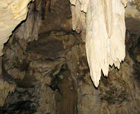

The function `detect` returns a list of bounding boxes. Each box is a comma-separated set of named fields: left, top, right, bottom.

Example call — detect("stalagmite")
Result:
left=70, top=0, right=127, bottom=87
left=0, top=0, right=32, bottom=56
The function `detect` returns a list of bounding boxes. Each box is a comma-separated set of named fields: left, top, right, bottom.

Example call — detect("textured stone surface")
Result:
left=1, top=0, right=140, bottom=114
left=0, top=0, right=32, bottom=56
left=126, top=0, right=140, bottom=35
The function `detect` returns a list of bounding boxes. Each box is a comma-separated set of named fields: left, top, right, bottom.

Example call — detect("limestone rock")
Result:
left=0, top=0, right=32, bottom=56
left=15, top=1, right=42, bottom=42
left=0, top=80, right=16, bottom=106
left=126, top=0, right=140, bottom=35
left=70, top=0, right=126, bottom=87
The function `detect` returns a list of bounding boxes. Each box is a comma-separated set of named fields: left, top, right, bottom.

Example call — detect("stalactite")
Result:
left=70, top=0, right=127, bottom=87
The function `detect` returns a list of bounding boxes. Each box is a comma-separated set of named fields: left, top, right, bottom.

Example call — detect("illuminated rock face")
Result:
left=0, top=0, right=32, bottom=56
left=70, top=0, right=127, bottom=87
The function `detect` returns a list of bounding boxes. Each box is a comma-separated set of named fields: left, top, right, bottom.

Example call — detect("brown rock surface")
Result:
left=0, top=0, right=140, bottom=114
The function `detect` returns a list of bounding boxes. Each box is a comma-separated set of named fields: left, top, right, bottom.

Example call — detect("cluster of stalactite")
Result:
left=0, top=0, right=134, bottom=88
left=70, top=0, right=127, bottom=87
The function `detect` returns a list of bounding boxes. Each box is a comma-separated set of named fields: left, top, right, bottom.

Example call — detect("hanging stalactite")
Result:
left=70, top=0, right=127, bottom=87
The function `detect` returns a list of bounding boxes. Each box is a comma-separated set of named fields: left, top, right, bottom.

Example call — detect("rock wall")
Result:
left=126, top=0, right=140, bottom=35
left=0, top=0, right=32, bottom=56
left=0, top=0, right=32, bottom=106
left=0, top=0, right=140, bottom=114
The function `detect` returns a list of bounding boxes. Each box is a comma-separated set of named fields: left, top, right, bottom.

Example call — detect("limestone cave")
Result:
left=0, top=0, right=140, bottom=114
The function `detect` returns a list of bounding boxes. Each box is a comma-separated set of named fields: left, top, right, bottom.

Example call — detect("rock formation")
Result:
left=0, top=0, right=140, bottom=114
left=0, top=0, right=32, bottom=106
left=0, top=0, right=32, bottom=56
left=70, top=0, right=127, bottom=87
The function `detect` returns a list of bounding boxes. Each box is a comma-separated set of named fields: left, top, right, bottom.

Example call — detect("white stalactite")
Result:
left=0, top=0, right=32, bottom=56
left=70, top=0, right=127, bottom=87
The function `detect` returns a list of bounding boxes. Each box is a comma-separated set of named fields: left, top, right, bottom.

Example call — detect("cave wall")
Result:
left=0, top=0, right=140, bottom=114
left=0, top=0, right=32, bottom=56
left=126, top=0, right=140, bottom=35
